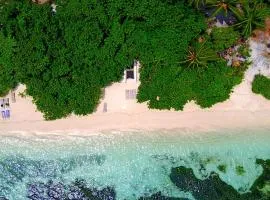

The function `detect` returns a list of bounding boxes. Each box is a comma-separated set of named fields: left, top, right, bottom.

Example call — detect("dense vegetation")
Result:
left=138, top=60, right=245, bottom=110
left=0, top=32, right=17, bottom=96
left=137, top=24, right=246, bottom=110
left=0, top=0, right=206, bottom=119
left=252, top=74, right=270, bottom=100
left=0, top=0, right=269, bottom=119
left=1, top=0, right=137, bottom=119
left=210, top=27, right=240, bottom=52
left=188, top=0, right=270, bottom=38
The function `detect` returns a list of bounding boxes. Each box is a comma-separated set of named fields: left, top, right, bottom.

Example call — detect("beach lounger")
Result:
left=11, top=92, right=16, bottom=103
left=103, top=102, right=107, bottom=113
left=1, top=110, right=5, bottom=120
left=4, top=98, right=9, bottom=108
left=0, top=99, right=4, bottom=109
left=5, top=110, right=10, bottom=119
left=125, top=89, right=137, bottom=100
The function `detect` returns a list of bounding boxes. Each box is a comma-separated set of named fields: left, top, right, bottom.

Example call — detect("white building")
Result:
left=122, top=60, right=140, bottom=83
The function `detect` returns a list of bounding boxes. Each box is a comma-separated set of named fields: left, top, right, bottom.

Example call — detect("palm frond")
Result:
left=180, top=40, right=218, bottom=69
left=233, top=1, right=270, bottom=37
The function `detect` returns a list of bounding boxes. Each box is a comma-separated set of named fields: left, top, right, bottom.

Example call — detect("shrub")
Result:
left=210, top=27, right=240, bottom=51
left=252, top=75, right=270, bottom=100
left=0, top=33, right=17, bottom=96
left=138, top=60, right=245, bottom=110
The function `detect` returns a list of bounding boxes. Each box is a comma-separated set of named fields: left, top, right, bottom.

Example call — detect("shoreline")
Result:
left=1, top=109, right=270, bottom=134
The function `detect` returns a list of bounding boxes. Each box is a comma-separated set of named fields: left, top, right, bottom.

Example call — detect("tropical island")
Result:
left=0, top=0, right=270, bottom=132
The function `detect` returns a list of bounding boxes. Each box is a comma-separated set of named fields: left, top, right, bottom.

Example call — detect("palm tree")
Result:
left=206, top=0, right=243, bottom=18
left=234, top=1, right=270, bottom=37
left=187, top=0, right=207, bottom=10
left=180, top=40, right=218, bottom=69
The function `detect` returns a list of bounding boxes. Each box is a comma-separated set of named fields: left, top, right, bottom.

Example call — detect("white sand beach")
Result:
left=1, top=41, right=270, bottom=134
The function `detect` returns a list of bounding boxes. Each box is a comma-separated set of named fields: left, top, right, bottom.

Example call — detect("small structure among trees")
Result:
left=122, top=61, right=140, bottom=83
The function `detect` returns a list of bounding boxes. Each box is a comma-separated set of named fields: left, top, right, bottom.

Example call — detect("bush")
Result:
left=252, top=75, right=270, bottom=100
left=210, top=27, right=240, bottom=51
left=138, top=60, right=245, bottom=110
left=0, top=32, right=17, bottom=96
left=137, top=23, right=246, bottom=111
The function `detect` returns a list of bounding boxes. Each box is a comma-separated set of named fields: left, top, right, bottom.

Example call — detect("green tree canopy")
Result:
left=0, top=32, right=17, bottom=96
left=252, top=74, right=270, bottom=100
left=0, top=0, right=206, bottom=119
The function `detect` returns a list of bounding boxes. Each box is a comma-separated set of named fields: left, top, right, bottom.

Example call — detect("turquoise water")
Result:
left=0, top=128, right=269, bottom=199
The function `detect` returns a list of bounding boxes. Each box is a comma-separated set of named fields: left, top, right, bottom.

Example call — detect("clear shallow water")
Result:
left=0, top=128, right=270, bottom=200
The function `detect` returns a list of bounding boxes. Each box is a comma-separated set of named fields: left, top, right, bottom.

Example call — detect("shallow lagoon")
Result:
left=0, top=128, right=269, bottom=199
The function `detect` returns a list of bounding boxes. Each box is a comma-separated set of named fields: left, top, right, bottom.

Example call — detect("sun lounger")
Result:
left=11, top=92, right=16, bottom=103
left=5, top=110, right=10, bottom=119
left=103, top=102, right=107, bottom=113
left=125, top=89, right=137, bottom=100
left=0, top=99, right=4, bottom=109
left=1, top=110, right=6, bottom=120
left=4, top=98, right=9, bottom=108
